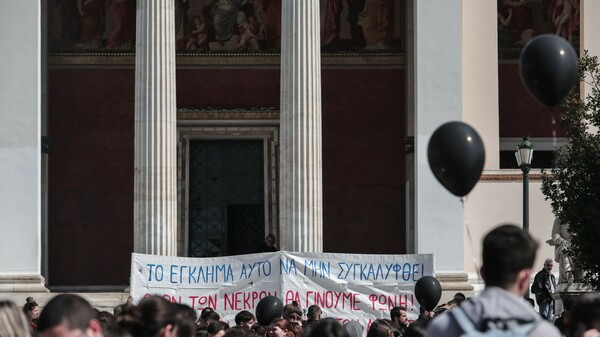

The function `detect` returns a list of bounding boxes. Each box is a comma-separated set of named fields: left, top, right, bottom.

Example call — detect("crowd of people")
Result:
left=1, top=225, right=600, bottom=337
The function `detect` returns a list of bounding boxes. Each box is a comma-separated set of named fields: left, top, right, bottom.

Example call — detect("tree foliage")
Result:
left=541, top=51, right=600, bottom=289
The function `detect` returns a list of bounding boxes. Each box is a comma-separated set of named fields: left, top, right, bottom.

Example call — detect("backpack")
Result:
left=530, top=272, right=542, bottom=295
left=451, top=308, right=540, bottom=337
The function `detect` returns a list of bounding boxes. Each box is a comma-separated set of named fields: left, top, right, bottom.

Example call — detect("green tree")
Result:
left=541, top=51, right=600, bottom=289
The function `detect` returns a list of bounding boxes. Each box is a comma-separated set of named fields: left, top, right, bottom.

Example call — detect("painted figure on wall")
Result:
left=50, top=0, right=403, bottom=52
left=265, top=0, right=281, bottom=49
left=210, top=0, right=248, bottom=42
left=186, top=15, right=209, bottom=50
left=346, top=0, right=366, bottom=48
left=361, top=0, right=394, bottom=50
left=548, top=0, right=579, bottom=42
left=75, top=0, right=105, bottom=49
left=321, top=0, right=343, bottom=47
left=498, top=4, right=515, bottom=47
left=500, top=0, right=534, bottom=45
left=105, top=0, right=134, bottom=49
left=176, top=0, right=190, bottom=49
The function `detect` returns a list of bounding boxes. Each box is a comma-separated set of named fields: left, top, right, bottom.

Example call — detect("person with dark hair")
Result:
left=234, top=311, right=256, bottom=331
left=207, top=321, right=229, bottom=337
left=114, top=296, right=179, bottom=337
left=367, top=319, right=393, bottom=337
left=282, top=302, right=302, bottom=323
left=426, top=224, right=561, bottom=337
left=390, top=306, right=408, bottom=335
left=568, top=293, right=600, bottom=337
left=259, top=234, right=278, bottom=253
left=97, top=311, right=115, bottom=327
left=22, top=297, right=39, bottom=332
left=343, top=321, right=363, bottom=337
left=221, top=326, right=252, bottom=337
left=113, top=296, right=133, bottom=317
left=175, top=303, right=198, bottom=337
left=0, top=300, right=31, bottom=337
left=306, top=318, right=350, bottom=337
left=402, top=319, right=428, bottom=337
left=250, top=322, right=265, bottom=337
left=453, top=292, right=466, bottom=301
left=38, top=294, right=104, bottom=337
left=304, top=305, right=322, bottom=327
left=197, top=308, right=216, bottom=327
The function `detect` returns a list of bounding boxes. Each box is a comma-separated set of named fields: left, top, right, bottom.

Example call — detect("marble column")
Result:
left=279, top=0, right=323, bottom=252
left=406, top=0, right=473, bottom=297
left=0, top=2, right=47, bottom=292
left=134, top=0, right=177, bottom=256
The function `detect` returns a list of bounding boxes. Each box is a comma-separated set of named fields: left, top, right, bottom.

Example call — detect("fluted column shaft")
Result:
left=134, top=0, right=177, bottom=256
left=280, top=0, right=323, bottom=252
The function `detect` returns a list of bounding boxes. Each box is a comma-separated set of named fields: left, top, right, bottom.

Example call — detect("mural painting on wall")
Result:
left=498, top=0, right=579, bottom=57
left=50, top=0, right=404, bottom=53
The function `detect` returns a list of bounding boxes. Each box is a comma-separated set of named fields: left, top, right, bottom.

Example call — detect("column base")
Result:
left=436, top=272, right=475, bottom=303
left=0, top=274, right=49, bottom=292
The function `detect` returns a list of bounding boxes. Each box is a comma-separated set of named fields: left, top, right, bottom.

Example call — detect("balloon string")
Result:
left=462, top=196, right=482, bottom=281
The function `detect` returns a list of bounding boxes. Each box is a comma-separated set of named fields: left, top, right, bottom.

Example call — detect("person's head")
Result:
left=306, top=318, right=349, bottom=337
left=267, top=318, right=292, bottom=337
left=265, top=234, right=276, bottom=247
left=198, top=308, right=215, bottom=327
left=287, top=321, right=302, bottom=337
left=113, top=296, right=180, bottom=337
left=570, top=293, right=600, bottom=337
left=389, top=307, right=408, bottom=326
left=453, top=292, right=466, bottom=301
left=544, top=258, right=554, bottom=272
left=174, top=303, right=197, bottom=337
left=0, top=300, right=31, bottom=337
left=307, top=305, right=322, bottom=321
left=445, top=299, right=461, bottom=310
left=343, top=321, right=363, bottom=337
left=282, top=302, right=302, bottom=323
left=97, top=311, right=115, bottom=327
left=221, top=327, right=248, bottom=337
left=250, top=322, right=265, bottom=336
left=38, top=294, right=104, bottom=337
left=234, top=311, right=256, bottom=331
left=480, top=224, right=539, bottom=293
left=204, top=312, right=221, bottom=327
left=366, top=319, right=393, bottom=337
left=207, top=321, right=229, bottom=337
left=401, top=320, right=428, bottom=337
left=23, top=297, right=40, bottom=323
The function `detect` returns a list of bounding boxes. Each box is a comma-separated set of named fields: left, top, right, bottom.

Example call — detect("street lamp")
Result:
left=515, top=136, right=534, bottom=233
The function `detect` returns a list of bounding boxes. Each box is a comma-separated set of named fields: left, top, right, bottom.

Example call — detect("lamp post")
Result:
left=515, top=137, right=534, bottom=233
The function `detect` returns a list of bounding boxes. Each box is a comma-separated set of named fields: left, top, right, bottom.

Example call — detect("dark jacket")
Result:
left=532, top=269, right=556, bottom=304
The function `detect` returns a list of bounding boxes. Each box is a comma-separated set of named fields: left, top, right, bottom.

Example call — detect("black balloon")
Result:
left=255, top=296, right=283, bottom=326
left=520, top=34, right=578, bottom=107
left=427, top=122, right=485, bottom=197
left=414, top=276, right=442, bottom=312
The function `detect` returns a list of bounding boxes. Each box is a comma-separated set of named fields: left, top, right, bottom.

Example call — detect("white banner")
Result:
left=131, top=251, right=434, bottom=329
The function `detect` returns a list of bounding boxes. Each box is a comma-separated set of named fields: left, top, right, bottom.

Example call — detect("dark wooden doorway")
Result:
left=187, top=140, right=265, bottom=257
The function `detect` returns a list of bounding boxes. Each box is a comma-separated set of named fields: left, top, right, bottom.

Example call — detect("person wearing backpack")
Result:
left=425, top=224, right=561, bottom=337
left=531, top=258, right=557, bottom=320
